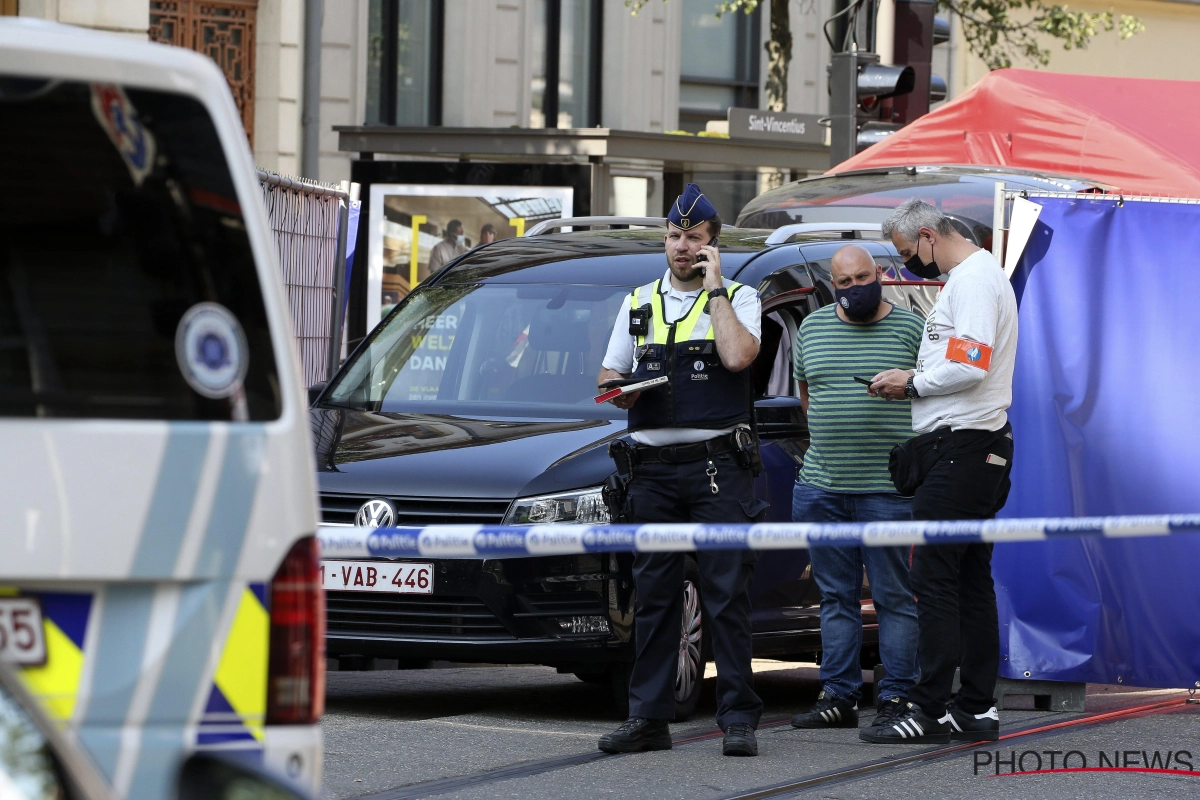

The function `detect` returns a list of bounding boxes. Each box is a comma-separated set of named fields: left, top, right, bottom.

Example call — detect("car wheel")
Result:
left=673, top=558, right=706, bottom=722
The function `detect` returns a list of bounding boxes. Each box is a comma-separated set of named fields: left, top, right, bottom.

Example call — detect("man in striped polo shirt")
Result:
left=789, top=244, right=924, bottom=734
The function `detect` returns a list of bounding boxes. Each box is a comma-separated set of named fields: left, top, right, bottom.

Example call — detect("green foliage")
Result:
left=943, top=0, right=1145, bottom=69
left=623, top=0, right=1144, bottom=71
left=623, top=0, right=762, bottom=16
left=714, top=0, right=762, bottom=16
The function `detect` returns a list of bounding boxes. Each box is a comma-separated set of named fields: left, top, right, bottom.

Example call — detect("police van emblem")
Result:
left=175, top=302, right=248, bottom=399
left=357, top=499, right=396, bottom=528
left=90, top=84, right=156, bottom=186
left=694, top=360, right=705, bottom=371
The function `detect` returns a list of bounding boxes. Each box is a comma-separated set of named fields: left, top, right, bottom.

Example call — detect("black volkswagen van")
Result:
left=310, top=221, right=939, bottom=719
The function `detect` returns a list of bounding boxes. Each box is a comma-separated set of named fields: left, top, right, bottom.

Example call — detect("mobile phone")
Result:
left=853, top=376, right=873, bottom=386
left=697, top=235, right=719, bottom=274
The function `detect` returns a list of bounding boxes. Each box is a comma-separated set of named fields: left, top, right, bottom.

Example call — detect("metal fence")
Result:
left=256, top=169, right=352, bottom=387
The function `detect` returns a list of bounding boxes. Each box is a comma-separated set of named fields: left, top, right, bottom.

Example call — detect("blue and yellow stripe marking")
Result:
left=198, top=583, right=269, bottom=748
left=10, top=590, right=93, bottom=722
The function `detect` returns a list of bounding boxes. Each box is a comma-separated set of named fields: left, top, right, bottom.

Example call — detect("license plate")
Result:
left=321, top=561, right=435, bottom=594
left=0, top=597, right=47, bottom=666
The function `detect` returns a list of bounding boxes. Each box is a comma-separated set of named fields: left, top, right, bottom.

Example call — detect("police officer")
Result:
left=595, top=184, right=765, bottom=758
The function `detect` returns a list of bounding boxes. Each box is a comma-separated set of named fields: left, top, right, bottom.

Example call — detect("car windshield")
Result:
left=324, top=283, right=629, bottom=418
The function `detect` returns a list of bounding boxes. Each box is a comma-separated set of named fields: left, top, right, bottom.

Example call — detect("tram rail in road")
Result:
left=348, top=692, right=1196, bottom=800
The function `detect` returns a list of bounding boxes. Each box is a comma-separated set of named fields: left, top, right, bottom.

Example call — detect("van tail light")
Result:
left=266, top=536, right=325, bottom=724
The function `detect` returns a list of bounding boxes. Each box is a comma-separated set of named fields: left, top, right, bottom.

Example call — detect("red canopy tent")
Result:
left=834, top=69, right=1200, bottom=197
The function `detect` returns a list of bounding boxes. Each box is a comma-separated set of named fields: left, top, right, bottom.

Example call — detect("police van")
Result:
left=0, top=19, right=322, bottom=798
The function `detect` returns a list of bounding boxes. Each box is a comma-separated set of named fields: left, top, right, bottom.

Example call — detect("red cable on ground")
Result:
left=996, top=696, right=1187, bottom=741
left=720, top=694, right=1193, bottom=800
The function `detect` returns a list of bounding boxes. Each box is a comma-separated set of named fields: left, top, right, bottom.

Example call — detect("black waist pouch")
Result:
left=889, top=428, right=949, bottom=496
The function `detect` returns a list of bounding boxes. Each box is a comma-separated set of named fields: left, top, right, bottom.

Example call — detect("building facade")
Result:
left=8, top=0, right=1198, bottom=190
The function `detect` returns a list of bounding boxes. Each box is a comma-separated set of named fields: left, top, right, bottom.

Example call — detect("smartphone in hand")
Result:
left=697, top=236, right=719, bottom=275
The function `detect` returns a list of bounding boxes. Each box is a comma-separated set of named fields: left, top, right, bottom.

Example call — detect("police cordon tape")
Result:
left=317, top=515, right=1200, bottom=560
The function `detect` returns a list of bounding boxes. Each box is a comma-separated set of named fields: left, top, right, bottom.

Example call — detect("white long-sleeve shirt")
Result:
left=911, top=249, right=1018, bottom=433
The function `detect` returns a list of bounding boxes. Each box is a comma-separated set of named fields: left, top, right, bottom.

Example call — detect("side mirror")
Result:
left=177, top=752, right=312, bottom=800
left=754, top=395, right=808, bottom=439
left=307, top=382, right=327, bottom=406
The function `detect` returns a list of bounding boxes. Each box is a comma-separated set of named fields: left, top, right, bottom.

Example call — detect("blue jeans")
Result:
left=791, top=481, right=919, bottom=704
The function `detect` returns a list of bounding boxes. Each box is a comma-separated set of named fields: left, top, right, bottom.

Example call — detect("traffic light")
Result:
left=930, top=73, right=947, bottom=103
left=933, top=15, right=951, bottom=46
left=829, top=51, right=915, bottom=167
left=892, top=0, right=945, bottom=125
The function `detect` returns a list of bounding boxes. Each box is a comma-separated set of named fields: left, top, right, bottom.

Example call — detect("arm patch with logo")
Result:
left=945, top=337, right=992, bottom=371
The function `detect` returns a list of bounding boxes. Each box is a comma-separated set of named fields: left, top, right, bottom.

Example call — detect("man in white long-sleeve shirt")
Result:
left=860, top=199, right=1018, bottom=746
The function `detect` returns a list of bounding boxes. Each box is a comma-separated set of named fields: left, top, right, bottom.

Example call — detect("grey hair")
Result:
left=881, top=198, right=955, bottom=243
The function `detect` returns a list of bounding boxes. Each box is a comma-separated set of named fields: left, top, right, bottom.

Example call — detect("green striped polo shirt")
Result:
left=793, top=304, right=924, bottom=493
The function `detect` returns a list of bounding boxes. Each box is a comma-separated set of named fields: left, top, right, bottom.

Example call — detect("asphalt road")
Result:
left=321, top=661, right=1200, bottom=800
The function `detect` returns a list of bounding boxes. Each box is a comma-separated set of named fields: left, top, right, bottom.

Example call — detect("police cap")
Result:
left=667, top=183, right=717, bottom=232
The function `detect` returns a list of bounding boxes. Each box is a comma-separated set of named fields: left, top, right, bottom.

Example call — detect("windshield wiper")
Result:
left=315, top=399, right=369, bottom=411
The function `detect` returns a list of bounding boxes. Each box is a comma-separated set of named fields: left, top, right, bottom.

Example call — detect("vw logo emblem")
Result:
left=356, top=498, right=396, bottom=528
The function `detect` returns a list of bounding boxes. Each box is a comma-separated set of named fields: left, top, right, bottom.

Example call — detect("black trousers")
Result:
left=625, top=451, right=764, bottom=729
left=906, top=423, right=1014, bottom=718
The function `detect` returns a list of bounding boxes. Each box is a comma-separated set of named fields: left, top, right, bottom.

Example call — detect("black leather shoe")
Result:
left=722, top=723, right=758, bottom=757
left=791, top=689, right=859, bottom=729
left=870, top=696, right=908, bottom=730
left=943, top=704, right=1000, bottom=741
left=598, top=717, right=672, bottom=753
left=858, top=702, right=950, bottom=744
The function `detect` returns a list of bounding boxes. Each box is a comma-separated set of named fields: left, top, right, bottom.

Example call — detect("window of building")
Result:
left=678, top=0, right=760, bottom=132
left=149, top=0, right=258, bottom=144
left=366, top=0, right=444, bottom=126
left=530, top=0, right=603, bottom=129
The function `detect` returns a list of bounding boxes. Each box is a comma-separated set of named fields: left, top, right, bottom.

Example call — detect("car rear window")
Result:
left=0, top=76, right=280, bottom=421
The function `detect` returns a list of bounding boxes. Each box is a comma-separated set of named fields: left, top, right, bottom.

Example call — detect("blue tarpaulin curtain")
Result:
left=342, top=200, right=361, bottom=321
left=994, top=196, right=1200, bottom=688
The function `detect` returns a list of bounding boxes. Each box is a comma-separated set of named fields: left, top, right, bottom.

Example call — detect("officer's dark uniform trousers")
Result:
left=625, top=450, right=764, bottom=728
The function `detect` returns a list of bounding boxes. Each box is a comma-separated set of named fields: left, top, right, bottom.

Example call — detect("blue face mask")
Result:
left=835, top=279, right=883, bottom=321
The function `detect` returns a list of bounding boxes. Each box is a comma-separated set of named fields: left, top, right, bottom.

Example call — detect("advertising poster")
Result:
left=366, top=184, right=574, bottom=330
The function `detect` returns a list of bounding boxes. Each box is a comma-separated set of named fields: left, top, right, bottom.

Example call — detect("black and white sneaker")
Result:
left=791, top=690, right=859, bottom=729
left=858, top=702, right=950, bottom=744
left=870, top=696, right=908, bottom=730
left=942, top=705, right=1000, bottom=741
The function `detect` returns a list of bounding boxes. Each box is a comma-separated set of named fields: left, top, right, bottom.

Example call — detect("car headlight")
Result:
left=504, top=486, right=610, bottom=525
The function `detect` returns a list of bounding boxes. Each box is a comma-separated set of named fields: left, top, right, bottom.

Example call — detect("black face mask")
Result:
left=835, top=278, right=883, bottom=322
left=904, top=238, right=941, bottom=280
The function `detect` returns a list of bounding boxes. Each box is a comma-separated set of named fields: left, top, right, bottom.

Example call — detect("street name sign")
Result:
left=728, top=108, right=826, bottom=146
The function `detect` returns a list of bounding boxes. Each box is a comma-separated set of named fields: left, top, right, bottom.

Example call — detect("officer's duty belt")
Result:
left=633, top=431, right=741, bottom=465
